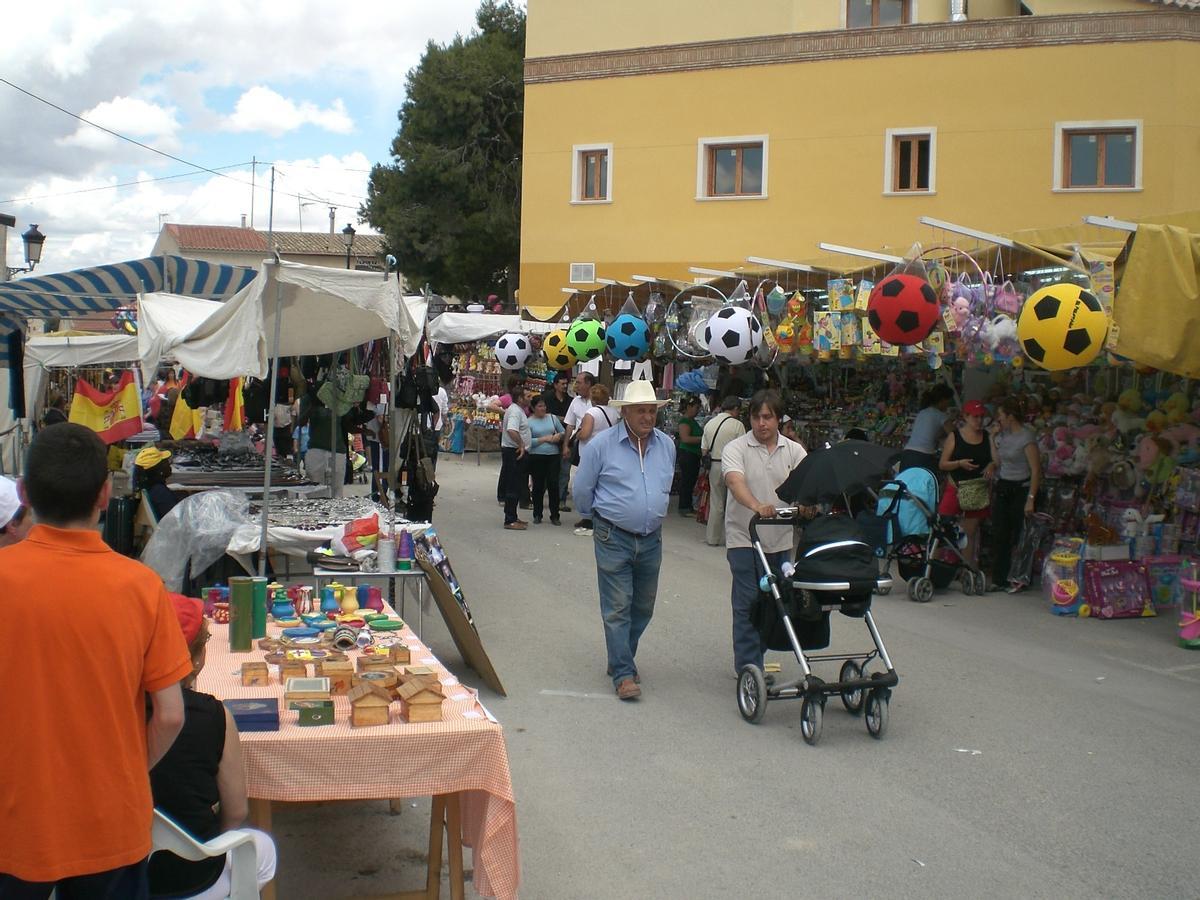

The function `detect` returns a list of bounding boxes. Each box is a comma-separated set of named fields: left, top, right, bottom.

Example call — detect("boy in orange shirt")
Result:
left=0, top=424, right=191, bottom=898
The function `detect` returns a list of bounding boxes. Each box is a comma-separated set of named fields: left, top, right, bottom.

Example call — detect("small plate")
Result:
left=370, top=619, right=405, bottom=632
left=282, top=627, right=319, bottom=639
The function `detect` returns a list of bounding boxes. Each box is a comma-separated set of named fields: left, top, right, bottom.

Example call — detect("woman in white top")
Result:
left=573, top=384, right=614, bottom=535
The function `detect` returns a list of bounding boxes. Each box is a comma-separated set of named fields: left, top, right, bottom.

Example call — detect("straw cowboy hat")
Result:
left=610, top=381, right=668, bottom=407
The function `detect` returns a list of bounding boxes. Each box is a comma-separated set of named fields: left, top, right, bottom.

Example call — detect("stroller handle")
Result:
left=748, top=507, right=800, bottom=545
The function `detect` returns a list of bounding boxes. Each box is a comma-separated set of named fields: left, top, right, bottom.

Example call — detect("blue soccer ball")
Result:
left=605, top=314, right=651, bottom=361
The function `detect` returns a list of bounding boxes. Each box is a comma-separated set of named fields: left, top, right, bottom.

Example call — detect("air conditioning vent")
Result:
left=569, top=262, right=595, bottom=284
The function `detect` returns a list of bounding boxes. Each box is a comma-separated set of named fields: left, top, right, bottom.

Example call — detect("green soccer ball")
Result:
left=566, top=318, right=607, bottom=361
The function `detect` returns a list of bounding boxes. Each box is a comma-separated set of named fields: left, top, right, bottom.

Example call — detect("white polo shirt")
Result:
left=721, top=431, right=807, bottom=552
left=701, top=412, right=746, bottom=463
left=564, top=395, right=591, bottom=432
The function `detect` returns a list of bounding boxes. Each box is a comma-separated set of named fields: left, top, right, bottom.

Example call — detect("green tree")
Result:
left=363, top=1, right=524, bottom=302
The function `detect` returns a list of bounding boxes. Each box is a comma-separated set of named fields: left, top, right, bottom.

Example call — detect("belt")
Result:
left=593, top=513, right=658, bottom=540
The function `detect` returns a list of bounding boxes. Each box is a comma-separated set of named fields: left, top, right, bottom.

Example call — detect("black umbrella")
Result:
left=778, top=439, right=901, bottom=504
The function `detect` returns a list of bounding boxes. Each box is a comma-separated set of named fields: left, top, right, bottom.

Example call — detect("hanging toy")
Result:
left=786, top=291, right=806, bottom=317
left=703, top=306, right=762, bottom=365
left=1017, top=283, right=1109, bottom=371
left=774, top=320, right=795, bottom=352
left=494, top=332, right=531, bottom=370
left=566, top=318, right=606, bottom=361
left=543, top=329, right=577, bottom=370
left=606, top=297, right=652, bottom=362
left=866, top=274, right=939, bottom=346
left=111, top=308, right=138, bottom=335
left=765, top=285, right=788, bottom=315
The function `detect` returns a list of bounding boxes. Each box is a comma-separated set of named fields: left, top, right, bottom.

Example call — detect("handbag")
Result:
left=957, top=477, right=991, bottom=511
left=701, top=414, right=736, bottom=468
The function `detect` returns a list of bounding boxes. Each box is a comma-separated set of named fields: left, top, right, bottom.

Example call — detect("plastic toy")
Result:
left=1017, top=283, right=1108, bottom=371
left=866, top=274, right=939, bottom=346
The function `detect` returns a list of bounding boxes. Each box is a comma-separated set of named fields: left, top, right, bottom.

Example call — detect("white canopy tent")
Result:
left=426, top=312, right=556, bottom=344
left=139, top=259, right=426, bottom=380
left=23, top=332, right=140, bottom=421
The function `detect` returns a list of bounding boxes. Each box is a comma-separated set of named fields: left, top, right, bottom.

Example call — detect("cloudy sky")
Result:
left=0, top=0, right=487, bottom=275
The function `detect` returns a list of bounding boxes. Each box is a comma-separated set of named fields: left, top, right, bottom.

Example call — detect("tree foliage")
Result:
left=363, top=1, right=524, bottom=301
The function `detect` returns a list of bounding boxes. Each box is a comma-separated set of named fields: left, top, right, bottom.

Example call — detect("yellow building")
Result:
left=519, top=0, right=1200, bottom=316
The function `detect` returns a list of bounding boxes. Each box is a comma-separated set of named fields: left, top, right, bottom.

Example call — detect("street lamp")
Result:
left=6, top=224, right=46, bottom=278
left=341, top=223, right=356, bottom=270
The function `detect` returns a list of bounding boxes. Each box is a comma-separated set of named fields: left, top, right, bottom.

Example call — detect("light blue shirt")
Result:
left=528, top=414, right=564, bottom=455
left=574, top=421, right=676, bottom=536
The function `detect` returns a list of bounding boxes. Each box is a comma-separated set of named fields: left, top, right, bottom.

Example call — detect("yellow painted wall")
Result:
left=526, top=0, right=1150, bottom=57
left=519, top=39, right=1200, bottom=315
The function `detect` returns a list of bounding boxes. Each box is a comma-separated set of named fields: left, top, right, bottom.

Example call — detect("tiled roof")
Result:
left=163, top=224, right=386, bottom=257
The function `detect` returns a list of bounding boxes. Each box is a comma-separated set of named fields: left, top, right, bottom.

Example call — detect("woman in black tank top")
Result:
left=938, top=403, right=995, bottom=570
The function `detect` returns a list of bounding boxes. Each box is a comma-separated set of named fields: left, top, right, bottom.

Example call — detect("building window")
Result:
left=697, top=136, right=768, bottom=200
left=882, top=127, right=936, bottom=195
left=571, top=143, right=612, bottom=203
left=847, top=0, right=911, bottom=28
left=1053, top=121, right=1142, bottom=192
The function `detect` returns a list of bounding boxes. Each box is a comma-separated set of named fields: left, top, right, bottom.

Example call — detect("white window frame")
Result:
left=696, top=134, right=769, bottom=201
left=1053, top=119, right=1143, bottom=193
left=571, top=143, right=613, bottom=204
left=569, top=262, right=596, bottom=284
left=882, top=126, right=937, bottom=196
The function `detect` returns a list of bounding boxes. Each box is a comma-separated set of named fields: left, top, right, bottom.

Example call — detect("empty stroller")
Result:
left=859, top=466, right=986, bottom=602
left=737, top=510, right=899, bottom=745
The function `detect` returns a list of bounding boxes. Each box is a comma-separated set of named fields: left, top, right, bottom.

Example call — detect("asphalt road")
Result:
left=275, top=453, right=1199, bottom=899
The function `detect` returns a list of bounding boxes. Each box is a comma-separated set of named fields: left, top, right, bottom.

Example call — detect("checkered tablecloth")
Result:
left=198, top=612, right=519, bottom=900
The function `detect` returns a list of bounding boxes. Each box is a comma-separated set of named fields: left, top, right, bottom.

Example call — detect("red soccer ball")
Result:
left=866, top=274, right=940, bottom=346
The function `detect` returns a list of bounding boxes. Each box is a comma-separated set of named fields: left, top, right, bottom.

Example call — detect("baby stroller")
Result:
left=737, top=509, right=899, bottom=745
left=858, top=466, right=986, bottom=602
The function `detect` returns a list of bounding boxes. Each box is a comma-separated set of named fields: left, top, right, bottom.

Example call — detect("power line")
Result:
left=0, top=163, right=252, bottom=205
left=0, top=77, right=363, bottom=212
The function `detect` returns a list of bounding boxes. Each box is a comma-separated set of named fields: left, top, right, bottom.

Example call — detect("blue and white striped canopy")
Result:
left=0, top=254, right=257, bottom=365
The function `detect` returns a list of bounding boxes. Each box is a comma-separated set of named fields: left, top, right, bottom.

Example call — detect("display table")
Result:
left=198, top=614, right=520, bottom=900
left=312, top=567, right=429, bottom=638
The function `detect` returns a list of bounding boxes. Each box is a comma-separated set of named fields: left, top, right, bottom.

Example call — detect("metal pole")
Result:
left=256, top=261, right=284, bottom=578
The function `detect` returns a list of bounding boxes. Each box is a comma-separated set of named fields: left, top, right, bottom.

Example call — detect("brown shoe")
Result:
left=503, top=521, right=527, bottom=530
left=615, top=678, right=641, bottom=700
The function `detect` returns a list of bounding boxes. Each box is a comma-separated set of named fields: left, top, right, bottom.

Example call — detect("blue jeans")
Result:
left=560, top=454, right=571, bottom=504
left=593, top=518, right=662, bottom=686
left=727, top=547, right=791, bottom=673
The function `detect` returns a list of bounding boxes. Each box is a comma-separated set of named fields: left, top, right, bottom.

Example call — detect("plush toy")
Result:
left=1085, top=435, right=1113, bottom=481
left=1145, top=409, right=1168, bottom=433
left=1163, top=391, right=1189, bottom=424
left=951, top=296, right=971, bottom=331
left=1135, top=434, right=1178, bottom=485
left=1163, top=424, right=1200, bottom=465
left=1112, top=389, right=1146, bottom=434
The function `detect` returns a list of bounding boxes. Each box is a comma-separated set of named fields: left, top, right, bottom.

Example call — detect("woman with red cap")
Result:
left=938, top=399, right=995, bottom=573
left=148, top=595, right=277, bottom=899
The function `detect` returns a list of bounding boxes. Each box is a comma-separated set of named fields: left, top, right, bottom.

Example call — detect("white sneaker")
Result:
left=573, top=527, right=593, bottom=536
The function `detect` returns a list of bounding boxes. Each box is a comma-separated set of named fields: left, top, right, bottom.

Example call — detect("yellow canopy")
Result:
left=1114, top=223, right=1200, bottom=377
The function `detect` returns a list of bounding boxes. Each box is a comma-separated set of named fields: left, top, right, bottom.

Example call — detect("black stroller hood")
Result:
left=794, top=515, right=879, bottom=594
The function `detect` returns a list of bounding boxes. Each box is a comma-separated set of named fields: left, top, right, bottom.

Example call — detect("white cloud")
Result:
left=223, top=87, right=354, bottom=137
left=58, top=96, right=181, bottom=151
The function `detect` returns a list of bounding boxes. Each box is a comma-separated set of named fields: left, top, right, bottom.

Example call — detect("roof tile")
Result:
left=165, top=223, right=385, bottom=258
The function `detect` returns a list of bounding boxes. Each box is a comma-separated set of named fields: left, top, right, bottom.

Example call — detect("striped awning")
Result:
left=0, top=254, right=257, bottom=365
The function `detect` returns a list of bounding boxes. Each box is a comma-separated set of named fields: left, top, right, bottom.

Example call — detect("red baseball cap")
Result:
left=169, top=593, right=205, bottom=644
left=963, top=400, right=987, bottom=417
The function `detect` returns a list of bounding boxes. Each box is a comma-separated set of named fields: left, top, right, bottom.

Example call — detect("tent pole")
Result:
left=256, top=268, right=284, bottom=578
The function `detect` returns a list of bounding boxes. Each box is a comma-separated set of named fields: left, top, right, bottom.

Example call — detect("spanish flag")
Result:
left=68, top=371, right=143, bottom=444
left=169, top=373, right=204, bottom=440
left=224, top=377, right=245, bottom=432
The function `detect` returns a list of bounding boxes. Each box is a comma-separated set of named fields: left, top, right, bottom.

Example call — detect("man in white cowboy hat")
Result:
left=573, top=380, right=675, bottom=701
left=0, top=476, right=32, bottom=548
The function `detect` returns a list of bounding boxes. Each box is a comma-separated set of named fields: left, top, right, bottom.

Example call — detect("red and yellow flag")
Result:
left=223, top=377, right=245, bottom=432
left=68, top=371, right=143, bottom=444
left=169, top=373, right=204, bottom=440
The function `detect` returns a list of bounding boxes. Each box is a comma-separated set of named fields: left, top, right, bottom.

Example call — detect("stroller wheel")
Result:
left=737, top=666, right=768, bottom=724
left=800, top=696, right=824, bottom=746
left=865, top=690, right=889, bottom=739
left=960, top=572, right=976, bottom=595
left=973, top=571, right=988, bottom=595
left=906, top=576, right=934, bottom=603
left=875, top=581, right=892, bottom=596
left=839, top=660, right=865, bottom=715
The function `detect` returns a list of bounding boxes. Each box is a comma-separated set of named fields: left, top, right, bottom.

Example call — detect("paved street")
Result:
left=276, top=453, right=1198, bottom=899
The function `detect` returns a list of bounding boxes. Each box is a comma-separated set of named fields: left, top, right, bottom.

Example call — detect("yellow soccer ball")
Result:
left=542, top=329, right=578, bottom=370
left=1017, top=283, right=1109, bottom=371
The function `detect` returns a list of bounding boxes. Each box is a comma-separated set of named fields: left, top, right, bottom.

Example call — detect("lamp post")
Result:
left=4, top=223, right=46, bottom=279
left=341, top=223, right=356, bottom=270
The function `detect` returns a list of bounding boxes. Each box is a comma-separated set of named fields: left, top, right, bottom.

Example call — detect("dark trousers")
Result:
left=501, top=447, right=528, bottom=525
left=677, top=452, right=701, bottom=512
left=991, top=479, right=1030, bottom=585
left=898, top=448, right=939, bottom=477
left=728, top=547, right=791, bottom=673
left=0, top=859, right=149, bottom=899
left=528, top=453, right=560, bottom=521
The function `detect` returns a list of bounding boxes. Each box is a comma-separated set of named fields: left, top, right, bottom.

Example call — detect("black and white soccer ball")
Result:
left=494, top=332, right=531, bottom=370
left=703, top=306, right=762, bottom=365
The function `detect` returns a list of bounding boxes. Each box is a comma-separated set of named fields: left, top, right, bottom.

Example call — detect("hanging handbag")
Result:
left=957, top=477, right=991, bottom=511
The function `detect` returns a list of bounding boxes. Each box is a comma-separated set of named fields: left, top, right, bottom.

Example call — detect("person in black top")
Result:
left=149, top=594, right=277, bottom=899
left=41, top=393, right=68, bottom=427
left=937, top=399, right=995, bottom=571
left=542, top=373, right=571, bottom=419
left=135, top=447, right=184, bottom=520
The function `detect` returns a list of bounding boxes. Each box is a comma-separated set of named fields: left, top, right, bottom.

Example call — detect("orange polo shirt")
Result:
left=0, top=524, right=192, bottom=881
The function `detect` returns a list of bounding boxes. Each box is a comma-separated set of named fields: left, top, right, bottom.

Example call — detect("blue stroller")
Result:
left=858, top=466, right=986, bottom=602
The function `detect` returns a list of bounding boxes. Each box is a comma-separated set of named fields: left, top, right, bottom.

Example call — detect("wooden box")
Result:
left=294, top=700, right=335, bottom=727
left=402, top=664, right=435, bottom=679
left=357, top=653, right=396, bottom=674
left=318, top=660, right=354, bottom=695
left=386, top=643, right=411, bottom=665
left=398, top=678, right=444, bottom=723
left=354, top=668, right=399, bottom=692
left=278, top=660, right=308, bottom=683
left=348, top=682, right=392, bottom=727
left=240, top=661, right=270, bottom=687
left=284, top=676, right=331, bottom=710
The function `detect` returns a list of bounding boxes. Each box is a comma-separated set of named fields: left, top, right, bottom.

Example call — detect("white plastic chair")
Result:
left=151, top=809, right=259, bottom=899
